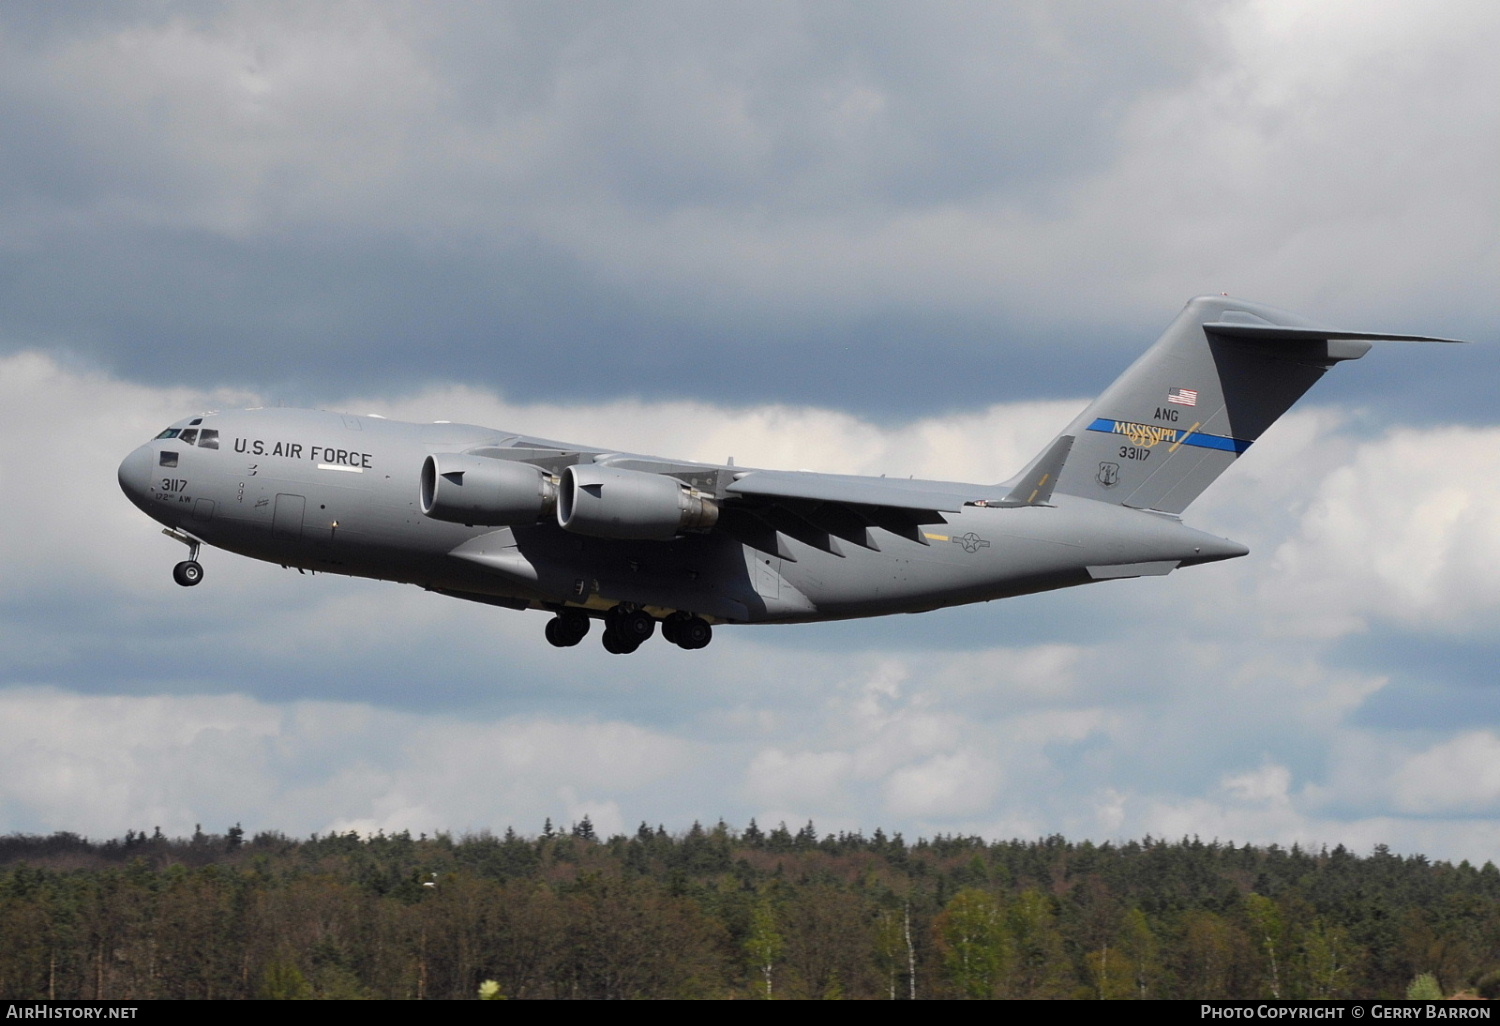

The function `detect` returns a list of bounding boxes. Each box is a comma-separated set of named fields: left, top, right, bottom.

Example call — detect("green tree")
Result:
left=1008, top=889, right=1068, bottom=999
left=1246, top=893, right=1286, bottom=998
left=873, top=903, right=917, bottom=1000
left=1084, top=945, right=1136, bottom=999
left=1119, top=907, right=1162, bottom=999
left=781, top=883, right=872, bottom=998
left=259, top=960, right=313, bottom=1000
left=935, top=888, right=1007, bottom=999
left=1177, top=910, right=1242, bottom=999
left=1407, top=973, right=1444, bottom=1000
left=745, top=896, right=784, bottom=999
left=1300, top=918, right=1353, bottom=999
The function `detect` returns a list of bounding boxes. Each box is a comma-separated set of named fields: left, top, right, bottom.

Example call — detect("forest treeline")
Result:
left=2, top=821, right=1498, bottom=1000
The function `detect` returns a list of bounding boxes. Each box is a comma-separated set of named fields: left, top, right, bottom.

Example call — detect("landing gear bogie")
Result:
left=662, top=612, right=712, bottom=649
left=601, top=629, right=641, bottom=655
left=597, top=604, right=652, bottom=653
left=603, top=604, right=653, bottom=641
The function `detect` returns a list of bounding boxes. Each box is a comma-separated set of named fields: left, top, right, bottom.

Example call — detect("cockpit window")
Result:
left=155, top=428, right=181, bottom=440
left=159, top=451, right=179, bottom=468
left=189, top=418, right=202, bottom=426
left=179, top=429, right=199, bottom=445
left=198, top=429, right=219, bottom=450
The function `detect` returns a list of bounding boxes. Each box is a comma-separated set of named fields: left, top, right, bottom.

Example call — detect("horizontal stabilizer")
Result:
left=1202, top=323, right=1468, bottom=344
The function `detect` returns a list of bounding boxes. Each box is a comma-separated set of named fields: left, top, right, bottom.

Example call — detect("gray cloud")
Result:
left=0, top=2, right=1491, bottom=416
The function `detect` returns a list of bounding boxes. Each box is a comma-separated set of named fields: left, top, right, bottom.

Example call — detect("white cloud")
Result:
left=884, top=751, right=1000, bottom=819
left=745, top=748, right=854, bottom=808
left=1223, top=761, right=1295, bottom=805
left=1392, top=732, right=1500, bottom=815
left=1265, top=427, right=1500, bottom=636
left=0, top=686, right=695, bottom=839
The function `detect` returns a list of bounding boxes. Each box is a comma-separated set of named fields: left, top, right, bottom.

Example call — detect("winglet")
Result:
left=1002, top=434, right=1073, bottom=506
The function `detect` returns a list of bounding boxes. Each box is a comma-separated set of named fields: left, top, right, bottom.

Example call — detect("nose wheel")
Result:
left=172, top=560, right=204, bottom=587
left=162, top=529, right=206, bottom=587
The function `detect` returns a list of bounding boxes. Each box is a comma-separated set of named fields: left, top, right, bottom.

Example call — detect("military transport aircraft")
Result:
left=118, top=296, right=1461, bottom=654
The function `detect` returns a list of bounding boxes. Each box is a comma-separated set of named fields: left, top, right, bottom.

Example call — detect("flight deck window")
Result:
left=179, top=429, right=199, bottom=445
left=155, top=428, right=181, bottom=439
left=159, top=451, right=179, bottom=468
left=198, top=429, right=219, bottom=449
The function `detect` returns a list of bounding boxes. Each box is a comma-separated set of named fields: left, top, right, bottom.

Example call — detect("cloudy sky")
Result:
left=2, top=0, right=1498, bottom=861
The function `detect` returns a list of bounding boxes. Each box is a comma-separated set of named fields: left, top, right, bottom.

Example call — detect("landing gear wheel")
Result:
left=619, top=608, right=655, bottom=644
left=172, top=560, right=204, bottom=587
left=678, top=617, right=712, bottom=650
left=562, top=611, right=591, bottom=643
left=601, top=629, right=640, bottom=655
left=661, top=613, right=686, bottom=645
left=606, top=604, right=655, bottom=646
left=546, top=611, right=591, bottom=647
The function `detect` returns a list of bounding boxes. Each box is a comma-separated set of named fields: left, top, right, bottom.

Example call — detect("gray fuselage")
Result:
left=117, top=407, right=1245, bottom=629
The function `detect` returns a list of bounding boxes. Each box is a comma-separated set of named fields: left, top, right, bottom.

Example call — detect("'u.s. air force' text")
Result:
left=233, top=438, right=372, bottom=469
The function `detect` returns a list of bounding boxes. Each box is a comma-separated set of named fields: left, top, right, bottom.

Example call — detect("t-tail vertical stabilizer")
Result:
left=1044, top=296, right=1464, bottom=514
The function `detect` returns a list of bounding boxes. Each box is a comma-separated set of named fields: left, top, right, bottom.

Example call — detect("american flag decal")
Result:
left=1167, top=387, right=1198, bottom=407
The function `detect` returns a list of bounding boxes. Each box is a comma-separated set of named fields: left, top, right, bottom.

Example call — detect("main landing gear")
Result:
left=544, top=605, right=713, bottom=653
left=661, top=611, right=712, bottom=650
left=544, top=609, right=591, bottom=648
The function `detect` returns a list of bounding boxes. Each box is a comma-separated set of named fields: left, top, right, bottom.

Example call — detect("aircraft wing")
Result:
left=719, top=470, right=1021, bottom=560
left=726, top=470, right=991, bottom=513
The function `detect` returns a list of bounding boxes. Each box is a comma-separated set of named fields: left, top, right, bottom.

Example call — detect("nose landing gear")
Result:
left=172, top=560, right=204, bottom=587
left=163, top=529, right=205, bottom=587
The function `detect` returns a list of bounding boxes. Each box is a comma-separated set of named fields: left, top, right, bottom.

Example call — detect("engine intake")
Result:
left=557, top=464, right=719, bottom=540
left=420, top=453, right=556, bottom=526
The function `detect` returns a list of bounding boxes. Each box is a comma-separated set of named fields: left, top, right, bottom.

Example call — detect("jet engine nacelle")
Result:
left=420, top=453, right=557, bottom=525
left=557, top=464, right=719, bottom=540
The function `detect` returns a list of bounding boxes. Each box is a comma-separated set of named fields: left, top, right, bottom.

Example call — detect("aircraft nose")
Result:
left=118, top=444, right=153, bottom=510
